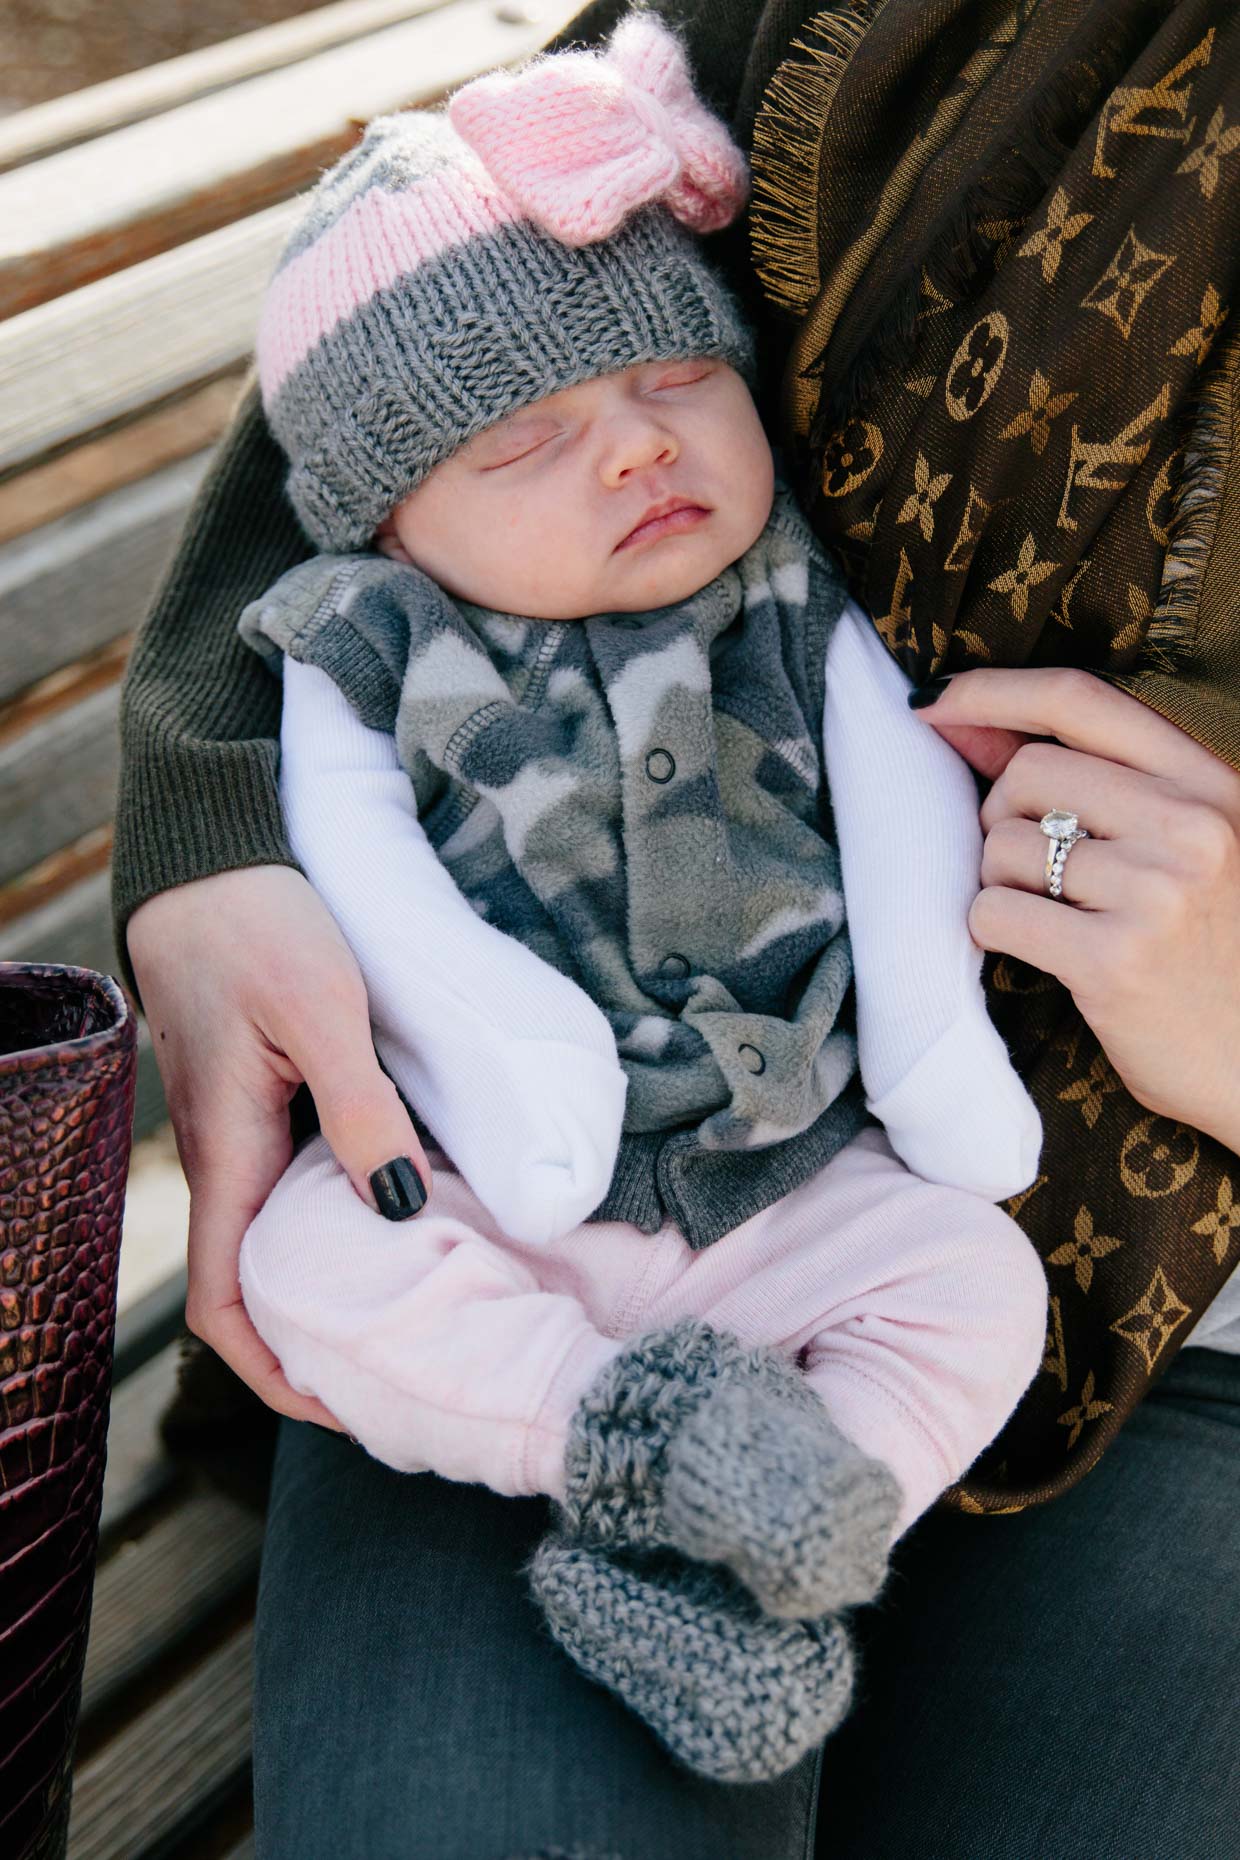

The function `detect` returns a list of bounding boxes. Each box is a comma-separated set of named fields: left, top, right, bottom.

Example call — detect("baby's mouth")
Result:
left=615, top=498, right=711, bottom=552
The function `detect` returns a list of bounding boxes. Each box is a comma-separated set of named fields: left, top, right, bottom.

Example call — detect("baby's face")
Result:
left=374, top=359, right=774, bottom=618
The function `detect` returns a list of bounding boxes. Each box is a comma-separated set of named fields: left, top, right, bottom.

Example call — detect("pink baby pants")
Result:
left=240, top=1125, right=1047, bottom=1537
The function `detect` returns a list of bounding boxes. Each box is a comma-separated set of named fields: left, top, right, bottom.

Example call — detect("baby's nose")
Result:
left=605, top=417, right=678, bottom=482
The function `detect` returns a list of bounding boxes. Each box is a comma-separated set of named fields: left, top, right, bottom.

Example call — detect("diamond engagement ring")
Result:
left=1040, top=809, right=1089, bottom=900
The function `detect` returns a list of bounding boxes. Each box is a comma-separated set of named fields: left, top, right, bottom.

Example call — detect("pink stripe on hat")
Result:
left=258, top=165, right=519, bottom=400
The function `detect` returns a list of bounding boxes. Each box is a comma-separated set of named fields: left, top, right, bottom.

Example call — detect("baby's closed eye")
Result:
left=649, top=363, right=715, bottom=391
left=473, top=421, right=564, bottom=470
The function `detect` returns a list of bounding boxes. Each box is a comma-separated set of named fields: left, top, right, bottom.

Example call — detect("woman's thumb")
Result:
left=286, top=1010, right=432, bottom=1220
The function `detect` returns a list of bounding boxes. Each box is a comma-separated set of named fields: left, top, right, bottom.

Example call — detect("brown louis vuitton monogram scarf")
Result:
left=748, top=0, right=1240, bottom=1511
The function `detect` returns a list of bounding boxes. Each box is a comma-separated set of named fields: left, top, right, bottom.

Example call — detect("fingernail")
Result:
left=908, top=675, right=953, bottom=710
left=369, top=1156, right=426, bottom=1220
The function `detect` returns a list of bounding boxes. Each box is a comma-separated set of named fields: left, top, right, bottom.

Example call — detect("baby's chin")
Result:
left=600, top=528, right=750, bottom=615
left=496, top=548, right=730, bottom=621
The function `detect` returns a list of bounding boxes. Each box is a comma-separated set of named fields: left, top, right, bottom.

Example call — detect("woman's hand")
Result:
left=912, top=667, right=1240, bottom=1155
left=126, top=866, right=433, bottom=1426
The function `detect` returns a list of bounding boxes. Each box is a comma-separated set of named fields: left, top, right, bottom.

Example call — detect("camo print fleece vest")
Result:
left=240, top=485, right=868, bottom=1246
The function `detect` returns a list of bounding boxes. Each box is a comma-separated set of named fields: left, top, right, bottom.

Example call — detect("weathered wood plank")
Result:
left=0, top=0, right=459, bottom=170
left=0, top=638, right=129, bottom=752
left=0, top=0, right=575, bottom=318
left=0, top=868, right=118, bottom=973
left=0, top=682, right=120, bottom=888
left=99, top=1343, right=183, bottom=1540
left=0, top=830, right=112, bottom=936
left=0, top=455, right=208, bottom=701
left=67, top=1620, right=254, bottom=1860
left=0, top=210, right=292, bottom=476
left=0, top=376, right=242, bottom=547
left=82, top=1488, right=263, bottom=1723
left=112, top=1268, right=189, bottom=1386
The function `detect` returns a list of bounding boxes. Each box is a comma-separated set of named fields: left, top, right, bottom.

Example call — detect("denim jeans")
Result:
left=253, top=1345, right=1240, bottom=1859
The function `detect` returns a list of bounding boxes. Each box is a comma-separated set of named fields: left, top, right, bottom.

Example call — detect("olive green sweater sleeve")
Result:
left=109, top=0, right=774, bottom=1005
left=111, top=371, right=312, bottom=998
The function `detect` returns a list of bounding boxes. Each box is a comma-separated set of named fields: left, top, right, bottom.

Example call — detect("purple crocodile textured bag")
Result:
left=0, top=963, right=137, bottom=1860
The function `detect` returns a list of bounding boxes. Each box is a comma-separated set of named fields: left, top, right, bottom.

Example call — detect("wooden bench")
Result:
left=0, top=2, right=574, bottom=1848
left=1, top=0, right=572, bottom=1148
left=71, top=1289, right=265, bottom=1858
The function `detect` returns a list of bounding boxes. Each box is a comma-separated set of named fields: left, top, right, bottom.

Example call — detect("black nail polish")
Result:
left=908, top=675, right=953, bottom=710
left=370, top=1156, right=426, bottom=1220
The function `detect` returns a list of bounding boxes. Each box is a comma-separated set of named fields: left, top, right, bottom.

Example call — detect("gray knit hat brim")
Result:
left=268, top=205, right=755, bottom=553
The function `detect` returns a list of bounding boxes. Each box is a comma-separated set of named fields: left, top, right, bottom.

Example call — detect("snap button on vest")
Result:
left=659, top=953, right=691, bottom=980
left=738, top=1043, right=766, bottom=1075
left=645, top=748, right=676, bottom=784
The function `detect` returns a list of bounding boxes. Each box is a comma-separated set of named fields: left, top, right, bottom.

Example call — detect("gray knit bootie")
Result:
left=561, top=1320, right=902, bottom=1618
left=528, top=1535, right=854, bottom=1784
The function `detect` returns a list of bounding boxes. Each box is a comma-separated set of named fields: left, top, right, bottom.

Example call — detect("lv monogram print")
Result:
left=764, top=2, right=1240, bottom=690
left=750, top=0, right=1240, bottom=1511
left=1080, top=227, right=1175, bottom=341
left=948, top=957, right=1240, bottom=1511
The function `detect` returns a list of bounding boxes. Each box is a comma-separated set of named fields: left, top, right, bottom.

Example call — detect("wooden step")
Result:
left=0, top=0, right=574, bottom=318
left=0, top=0, right=456, bottom=171
left=99, top=1342, right=183, bottom=1541
left=0, top=454, right=210, bottom=701
left=1, top=868, right=121, bottom=976
left=0, top=375, right=242, bottom=547
left=0, top=683, right=121, bottom=890
left=82, top=1487, right=263, bottom=1724
left=69, top=1336, right=269, bottom=1858
left=67, top=1619, right=254, bottom=1860
left=0, top=209, right=293, bottom=476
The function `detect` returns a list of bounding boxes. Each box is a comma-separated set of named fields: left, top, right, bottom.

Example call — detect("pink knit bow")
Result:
left=447, top=12, right=749, bottom=247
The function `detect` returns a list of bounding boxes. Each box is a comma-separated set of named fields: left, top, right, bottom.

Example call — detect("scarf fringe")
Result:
left=749, top=2, right=885, bottom=319
left=1142, top=320, right=1239, bottom=675
left=811, top=0, right=1176, bottom=444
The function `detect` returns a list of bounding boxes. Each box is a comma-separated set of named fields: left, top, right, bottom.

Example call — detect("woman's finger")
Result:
left=967, top=880, right=1105, bottom=985
left=981, top=816, right=1120, bottom=908
left=182, top=1121, right=347, bottom=1430
left=912, top=666, right=1226, bottom=791
left=187, top=1275, right=346, bottom=1433
left=978, top=739, right=1168, bottom=838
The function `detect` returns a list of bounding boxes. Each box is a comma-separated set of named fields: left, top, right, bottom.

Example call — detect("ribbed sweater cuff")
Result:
left=110, top=738, right=299, bottom=1007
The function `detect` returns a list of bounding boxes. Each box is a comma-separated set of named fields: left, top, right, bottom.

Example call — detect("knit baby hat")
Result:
left=256, top=9, right=755, bottom=552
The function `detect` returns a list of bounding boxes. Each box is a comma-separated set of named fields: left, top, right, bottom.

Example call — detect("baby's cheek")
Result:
left=729, top=447, right=777, bottom=555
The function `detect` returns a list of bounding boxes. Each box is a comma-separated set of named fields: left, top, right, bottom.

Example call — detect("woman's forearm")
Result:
left=111, top=372, right=313, bottom=1001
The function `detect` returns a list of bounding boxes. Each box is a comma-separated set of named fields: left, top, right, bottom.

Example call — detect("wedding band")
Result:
left=1040, top=808, right=1089, bottom=900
